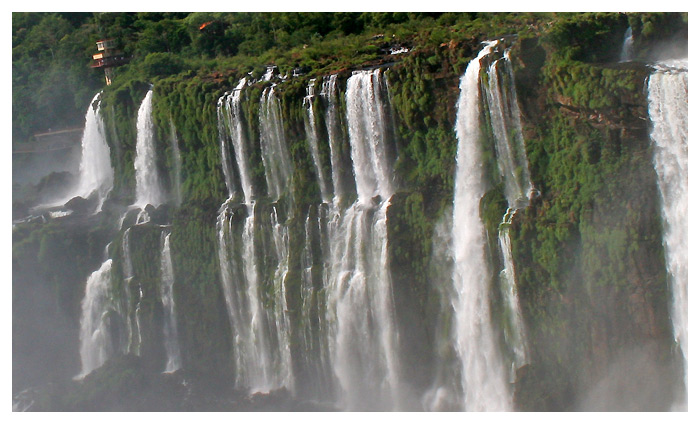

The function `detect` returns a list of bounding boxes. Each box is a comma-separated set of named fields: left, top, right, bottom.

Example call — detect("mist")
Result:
left=11, top=12, right=687, bottom=412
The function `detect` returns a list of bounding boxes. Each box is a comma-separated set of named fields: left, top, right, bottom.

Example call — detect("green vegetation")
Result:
left=544, top=60, right=644, bottom=111
left=12, top=11, right=687, bottom=411
left=544, top=12, right=628, bottom=62
left=12, top=12, right=550, bottom=143
left=506, top=19, right=677, bottom=405
left=12, top=13, right=103, bottom=142
left=169, top=201, right=233, bottom=378
left=151, top=76, right=227, bottom=205
left=12, top=216, right=114, bottom=392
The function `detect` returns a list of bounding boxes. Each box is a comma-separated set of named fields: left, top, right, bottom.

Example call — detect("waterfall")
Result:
left=122, top=228, right=142, bottom=355
left=304, top=79, right=332, bottom=203
left=268, top=206, right=294, bottom=390
left=218, top=204, right=266, bottom=391
left=217, top=202, right=294, bottom=392
left=320, top=74, right=345, bottom=202
left=216, top=205, right=251, bottom=387
left=169, top=119, right=183, bottom=207
left=134, top=89, right=165, bottom=209
left=300, top=209, right=317, bottom=377
left=483, top=45, right=532, bottom=379
left=450, top=41, right=511, bottom=411
left=263, top=65, right=276, bottom=82
left=325, top=68, right=402, bottom=410
left=299, top=206, right=334, bottom=399
left=53, top=92, right=114, bottom=212
left=484, top=48, right=533, bottom=208
left=344, top=69, right=394, bottom=201
left=497, top=209, right=529, bottom=378
left=219, top=78, right=255, bottom=203
left=215, top=78, right=294, bottom=393
left=77, top=259, right=115, bottom=378
left=217, top=78, right=248, bottom=200
left=620, top=27, right=634, bottom=62
left=647, top=58, right=688, bottom=407
left=74, top=92, right=113, bottom=210
left=259, top=85, right=293, bottom=201
left=217, top=96, right=238, bottom=198
left=423, top=44, right=533, bottom=404
left=160, top=231, right=182, bottom=373
left=75, top=89, right=164, bottom=377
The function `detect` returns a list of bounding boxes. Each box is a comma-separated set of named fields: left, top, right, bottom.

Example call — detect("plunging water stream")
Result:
left=647, top=57, right=688, bottom=408
left=325, top=69, right=402, bottom=410
left=160, top=231, right=182, bottom=373
left=49, top=92, right=113, bottom=212
left=450, top=41, right=512, bottom=411
left=134, top=89, right=165, bottom=209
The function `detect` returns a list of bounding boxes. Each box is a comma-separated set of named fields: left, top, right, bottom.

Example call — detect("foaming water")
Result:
left=647, top=58, right=688, bottom=408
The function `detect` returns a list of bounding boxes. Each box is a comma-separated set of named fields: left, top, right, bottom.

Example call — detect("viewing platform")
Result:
left=13, top=127, right=83, bottom=154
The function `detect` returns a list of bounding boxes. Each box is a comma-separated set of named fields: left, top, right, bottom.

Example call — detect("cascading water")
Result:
left=647, top=58, right=688, bottom=407
left=217, top=169, right=284, bottom=392
left=215, top=79, right=294, bottom=393
left=259, top=85, right=293, bottom=201
left=217, top=84, right=259, bottom=390
left=216, top=206, right=255, bottom=389
left=213, top=62, right=528, bottom=410
left=484, top=47, right=534, bottom=208
left=219, top=78, right=254, bottom=202
left=160, top=231, right=182, bottom=373
left=169, top=119, right=183, bottom=207
left=620, top=27, right=634, bottom=62
left=483, top=44, right=532, bottom=379
left=134, top=89, right=165, bottom=209
left=344, top=69, right=394, bottom=200
left=77, top=259, right=115, bottom=378
left=268, top=206, right=294, bottom=390
left=325, top=68, right=402, bottom=410
left=450, top=41, right=511, bottom=411
left=423, top=42, right=533, bottom=411
left=263, top=65, right=276, bottom=82
left=320, top=74, right=345, bottom=202
left=75, top=90, right=167, bottom=380
left=122, top=228, right=142, bottom=355
left=53, top=92, right=114, bottom=212
left=300, top=209, right=316, bottom=372
left=303, top=79, right=332, bottom=204
left=496, top=210, right=529, bottom=377
left=298, top=206, right=334, bottom=399
left=298, top=74, right=347, bottom=402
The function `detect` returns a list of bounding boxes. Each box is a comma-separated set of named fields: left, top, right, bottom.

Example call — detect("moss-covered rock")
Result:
left=12, top=213, right=115, bottom=393
left=12, top=11, right=687, bottom=411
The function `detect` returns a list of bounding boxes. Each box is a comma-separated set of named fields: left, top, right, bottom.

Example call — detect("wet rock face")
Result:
left=148, top=204, right=170, bottom=225
left=24, top=354, right=339, bottom=412
left=12, top=13, right=687, bottom=411
left=37, top=171, right=79, bottom=201
left=508, top=31, right=678, bottom=410
left=13, top=214, right=114, bottom=394
left=65, top=195, right=97, bottom=214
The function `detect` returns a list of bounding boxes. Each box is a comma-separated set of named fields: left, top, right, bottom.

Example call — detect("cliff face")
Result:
left=12, top=12, right=687, bottom=411
left=508, top=38, right=679, bottom=410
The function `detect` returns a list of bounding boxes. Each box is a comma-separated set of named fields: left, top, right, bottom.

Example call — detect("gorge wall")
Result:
left=12, top=12, right=688, bottom=412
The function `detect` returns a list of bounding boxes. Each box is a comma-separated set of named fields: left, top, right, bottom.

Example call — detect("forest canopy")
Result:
left=9, top=12, right=542, bottom=143
left=12, top=11, right=686, bottom=143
